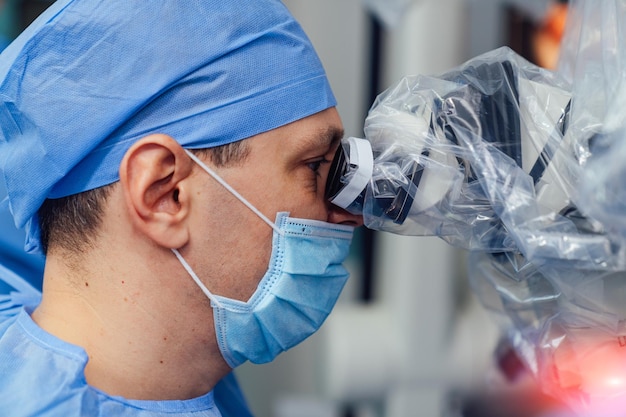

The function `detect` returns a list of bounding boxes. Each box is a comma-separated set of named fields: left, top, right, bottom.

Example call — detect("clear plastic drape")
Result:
left=343, top=0, right=626, bottom=412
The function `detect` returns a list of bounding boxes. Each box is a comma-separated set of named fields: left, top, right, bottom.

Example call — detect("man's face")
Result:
left=224, top=107, right=345, bottom=223
left=189, top=107, right=351, bottom=301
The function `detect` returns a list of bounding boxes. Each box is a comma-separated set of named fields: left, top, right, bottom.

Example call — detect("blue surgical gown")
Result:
left=0, top=305, right=222, bottom=416
left=0, top=185, right=253, bottom=416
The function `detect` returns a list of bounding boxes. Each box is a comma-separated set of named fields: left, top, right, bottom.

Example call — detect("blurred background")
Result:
left=0, top=1, right=573, bottom=416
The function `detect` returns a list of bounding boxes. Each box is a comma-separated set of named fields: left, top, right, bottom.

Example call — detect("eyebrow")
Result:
left=300, top=125, right=345, bottom=153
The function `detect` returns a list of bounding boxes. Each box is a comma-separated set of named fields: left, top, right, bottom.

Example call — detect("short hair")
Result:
left=38, top=140, right=250, bottom=255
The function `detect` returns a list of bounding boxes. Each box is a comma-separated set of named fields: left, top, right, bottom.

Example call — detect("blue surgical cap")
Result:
left=0, top=0, right=336, bottom=253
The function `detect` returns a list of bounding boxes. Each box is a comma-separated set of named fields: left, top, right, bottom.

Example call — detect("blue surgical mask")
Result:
left=172, top=150, right=354, bottom=368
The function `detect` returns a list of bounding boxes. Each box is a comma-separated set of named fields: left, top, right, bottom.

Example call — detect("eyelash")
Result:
left=307, top=158, right=331, bottom=176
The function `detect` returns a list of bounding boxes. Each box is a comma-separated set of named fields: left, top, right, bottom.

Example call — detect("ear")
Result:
left=119, top=134, right=194, bottom=249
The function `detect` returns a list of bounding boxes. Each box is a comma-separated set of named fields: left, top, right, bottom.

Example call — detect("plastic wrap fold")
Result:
left=332, top=0, right=626, bottom=411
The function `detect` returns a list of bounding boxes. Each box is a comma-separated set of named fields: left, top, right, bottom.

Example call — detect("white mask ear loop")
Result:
left=184, top=149, right=284, bottom=236
left=172, top=248, right=224, bottom=309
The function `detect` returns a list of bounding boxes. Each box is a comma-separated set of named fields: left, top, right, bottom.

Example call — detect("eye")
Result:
left=307, top=158, right=330, bottom=176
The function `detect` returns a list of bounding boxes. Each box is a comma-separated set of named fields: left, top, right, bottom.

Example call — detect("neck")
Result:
left=31, top=245, right=231, bottom=401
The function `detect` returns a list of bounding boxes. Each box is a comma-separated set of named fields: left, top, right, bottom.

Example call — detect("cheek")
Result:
left=194, top=188, right=274, bottom=302
left=267, top=173, right=331, bottom=220
left=283, top=185, right=329, bottom=220
left=216, top=218, right=274, bottom=302
left=238, top=225, right=274, bottom=300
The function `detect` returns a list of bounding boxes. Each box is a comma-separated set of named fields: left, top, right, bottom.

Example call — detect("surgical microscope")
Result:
left=325, top=46, right=626, bottom=415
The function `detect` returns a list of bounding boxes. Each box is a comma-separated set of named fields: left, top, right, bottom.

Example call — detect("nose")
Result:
left=327, top=203, right=364, bottom=227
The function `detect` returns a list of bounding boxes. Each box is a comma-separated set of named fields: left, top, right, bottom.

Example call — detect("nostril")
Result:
left=327, top=205, right=364, bottom=227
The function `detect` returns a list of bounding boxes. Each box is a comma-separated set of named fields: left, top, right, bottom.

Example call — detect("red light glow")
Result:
left=542, top=336, right=626, bottom=413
